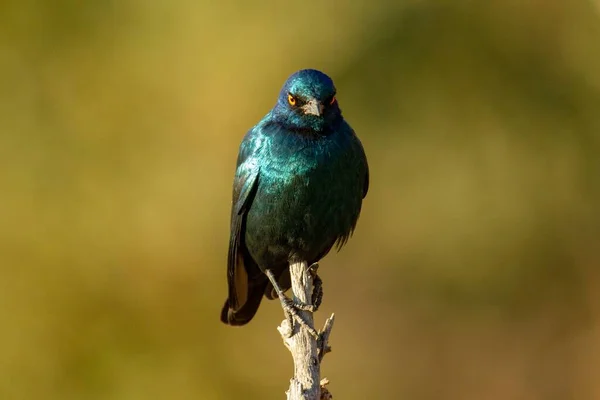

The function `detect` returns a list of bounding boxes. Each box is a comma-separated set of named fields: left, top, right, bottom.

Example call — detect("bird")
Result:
left=220, top=69, right=369, bottom=328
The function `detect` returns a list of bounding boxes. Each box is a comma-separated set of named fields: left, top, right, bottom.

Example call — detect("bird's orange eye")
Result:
left=288, top=94, right=296, bottom=106
left=330, top=96, right=336, bottom=105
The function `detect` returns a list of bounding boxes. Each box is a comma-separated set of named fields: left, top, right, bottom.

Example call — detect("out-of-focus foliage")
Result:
left=1, top=0, right=600, bottom=398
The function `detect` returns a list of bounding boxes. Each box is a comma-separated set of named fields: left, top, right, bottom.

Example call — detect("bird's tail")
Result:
left=220, top=278, right=268, bottom=326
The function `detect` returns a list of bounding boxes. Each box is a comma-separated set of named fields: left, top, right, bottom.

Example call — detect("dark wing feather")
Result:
left=363, top=160, right=369, bottom=198
left=226, top=162, right=259, bottom=310
left=333, top=133, right=369, bottom=250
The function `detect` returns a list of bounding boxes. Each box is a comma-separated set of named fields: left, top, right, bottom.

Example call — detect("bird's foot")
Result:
left=309, top=263, right=323, bottom=312
left=265, top=268, right=320, bottom=339
left=279, top=294, right=319, bottom=339
left=281, top=263, right=323, bottom=313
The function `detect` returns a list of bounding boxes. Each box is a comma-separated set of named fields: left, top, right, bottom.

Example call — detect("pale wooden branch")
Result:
left=277, top=261, right=335, bottom=400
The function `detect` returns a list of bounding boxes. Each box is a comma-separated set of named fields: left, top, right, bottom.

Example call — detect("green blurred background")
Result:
left=2, top=0, right=600, bottom=398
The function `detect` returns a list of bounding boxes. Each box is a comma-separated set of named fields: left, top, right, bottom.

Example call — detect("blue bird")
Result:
left=221, top=69, right=369, bottom=327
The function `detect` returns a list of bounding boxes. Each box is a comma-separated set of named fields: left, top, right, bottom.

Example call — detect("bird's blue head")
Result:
left=272, top=69, right=341, bottom=133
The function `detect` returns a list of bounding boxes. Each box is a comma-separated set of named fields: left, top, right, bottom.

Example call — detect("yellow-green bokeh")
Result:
left=2, top=1, right=600, bottom=399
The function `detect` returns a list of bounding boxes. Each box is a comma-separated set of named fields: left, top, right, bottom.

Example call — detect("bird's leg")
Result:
left=308, top=263, right=323, bottom=311
left=265, top=269, right=319, bottom=339
left=269, top=269, right=319, bottom=313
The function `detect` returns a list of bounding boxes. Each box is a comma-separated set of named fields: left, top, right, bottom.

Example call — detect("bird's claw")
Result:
left=265, top=267, right=321, bottom=339
left=284, top=311, right=294, bottom=338
left=308, top=262, right=320, bottom=276
left=308, top=263, right=323, bottom=312
left=312, top=274, right=323, bottom=311
left=279, top=294, right=319, bottom=339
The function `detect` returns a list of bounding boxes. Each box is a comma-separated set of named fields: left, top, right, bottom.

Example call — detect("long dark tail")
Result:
left=220, top=278, right=268, bottom=326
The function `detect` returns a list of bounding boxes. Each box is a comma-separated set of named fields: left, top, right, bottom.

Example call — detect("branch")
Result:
left=277, top=261, right=335, bottom=400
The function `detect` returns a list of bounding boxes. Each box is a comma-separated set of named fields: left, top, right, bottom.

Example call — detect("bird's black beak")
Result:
left=303, top=99, right=324, bottom=116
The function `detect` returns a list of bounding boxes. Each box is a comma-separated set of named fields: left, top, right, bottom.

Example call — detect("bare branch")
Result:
left=277, top=261, right=335, bottom=400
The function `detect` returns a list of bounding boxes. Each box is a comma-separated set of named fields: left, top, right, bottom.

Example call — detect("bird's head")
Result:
left=273, top=69, right=341, bottom=133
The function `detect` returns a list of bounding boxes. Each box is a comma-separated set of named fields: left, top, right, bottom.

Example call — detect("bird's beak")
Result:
left=303, top=99, right=324, bottom=116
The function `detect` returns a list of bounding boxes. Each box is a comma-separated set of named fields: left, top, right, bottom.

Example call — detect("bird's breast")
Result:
left=244, top=134, right=364, bottom=267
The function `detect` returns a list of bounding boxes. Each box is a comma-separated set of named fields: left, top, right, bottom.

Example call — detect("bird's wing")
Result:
left=363, top=159, right=369, bottom=199
left=226, top=151, right=260, bottom=311
left=356, top=134, right=369, bottom=199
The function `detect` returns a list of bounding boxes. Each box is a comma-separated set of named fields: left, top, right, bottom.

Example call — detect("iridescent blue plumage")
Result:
left=221, top=69, right=369, bottom=325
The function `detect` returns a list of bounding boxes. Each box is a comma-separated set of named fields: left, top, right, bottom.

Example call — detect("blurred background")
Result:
left=2, top=0, right=600, bottom=398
